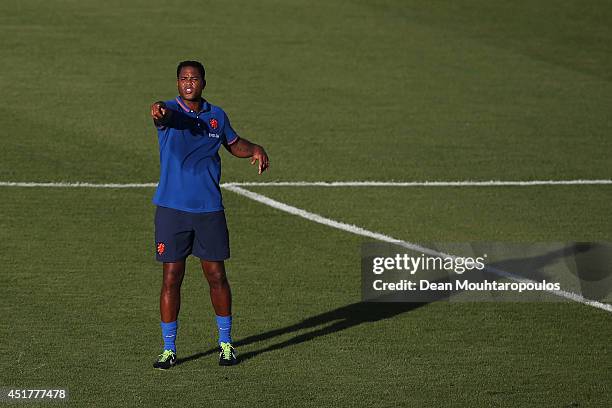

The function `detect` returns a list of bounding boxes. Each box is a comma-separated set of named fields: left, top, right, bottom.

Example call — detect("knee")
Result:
left=162, top=270, right=183, bottom=291
left=205, top=267, right=228, bottom=288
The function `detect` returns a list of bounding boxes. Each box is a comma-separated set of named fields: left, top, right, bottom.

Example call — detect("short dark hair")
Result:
left=176, top=60, right=205, bottom=80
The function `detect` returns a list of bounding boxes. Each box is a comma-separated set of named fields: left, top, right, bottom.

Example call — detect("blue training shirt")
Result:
left=152, top=96, right=239, bottom=213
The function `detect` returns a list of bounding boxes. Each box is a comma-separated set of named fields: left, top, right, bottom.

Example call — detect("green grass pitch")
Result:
left=1, top=0, right=611, bottom=407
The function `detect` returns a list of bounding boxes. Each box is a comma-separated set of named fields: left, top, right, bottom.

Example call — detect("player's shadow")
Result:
left=176, top=297, right=429, bottom=366
left=176, top=243, right=605, bottom=366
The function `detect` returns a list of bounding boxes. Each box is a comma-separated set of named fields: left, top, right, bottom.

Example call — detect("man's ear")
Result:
left=202, top=79, right=207, bottom=90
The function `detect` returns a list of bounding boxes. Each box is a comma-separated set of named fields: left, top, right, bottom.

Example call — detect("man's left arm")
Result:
left=227, top=138, right=270, bottom=175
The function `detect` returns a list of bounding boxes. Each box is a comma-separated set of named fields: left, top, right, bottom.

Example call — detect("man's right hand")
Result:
left=151, top=101, right=167, bottom=120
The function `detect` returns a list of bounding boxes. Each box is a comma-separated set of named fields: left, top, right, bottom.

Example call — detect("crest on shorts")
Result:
left=157, top=242, right=166, bottom=255
left=209, top=118, right=219, bottom=130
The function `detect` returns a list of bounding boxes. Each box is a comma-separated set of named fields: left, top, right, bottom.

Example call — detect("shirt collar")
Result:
left=175, top=96, right=209, bottom=114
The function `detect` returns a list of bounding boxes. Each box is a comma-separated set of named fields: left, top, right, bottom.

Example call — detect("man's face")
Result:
left=177, top=66, right=205, bottom=101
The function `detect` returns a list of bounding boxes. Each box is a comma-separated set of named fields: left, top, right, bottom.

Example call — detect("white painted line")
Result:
left=223, top=184, right=612, bottom=313
left=1, top=179, right=612, bottom=189
left=226, top=180, right=612, bottom=187
left=1, top=179, right=610, bottom=311
left=0, top=181, right=157, bottom=188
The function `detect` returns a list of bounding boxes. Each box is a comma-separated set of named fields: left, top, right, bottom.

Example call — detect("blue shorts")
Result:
left=154, top=206, right=230, bottom=262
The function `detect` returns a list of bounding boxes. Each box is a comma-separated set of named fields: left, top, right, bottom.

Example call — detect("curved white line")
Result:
left=223, top=184, right=612, bottom=313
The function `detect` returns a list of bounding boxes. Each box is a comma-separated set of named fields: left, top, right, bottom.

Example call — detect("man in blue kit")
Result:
left=150, top=60, right=269, bottom=369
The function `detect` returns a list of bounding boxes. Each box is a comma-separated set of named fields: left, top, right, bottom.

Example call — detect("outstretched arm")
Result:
left=228, top=138, right=270, bottom=175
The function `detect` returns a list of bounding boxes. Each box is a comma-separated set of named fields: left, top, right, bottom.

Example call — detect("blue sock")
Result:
left=215, top=315, right=232, bottom=344
left=160, top=321, right=177, bottom=352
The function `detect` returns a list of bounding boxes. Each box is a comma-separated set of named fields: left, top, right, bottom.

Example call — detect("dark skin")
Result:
left=152, top=66, right=269, bottom=322
left=160, top=260, right=232, bottom=322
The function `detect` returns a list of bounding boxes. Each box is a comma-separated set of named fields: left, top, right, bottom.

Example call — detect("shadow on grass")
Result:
left=176, top=243, right=604, bottom=366
left=176, top=298, right=428, bottom=366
